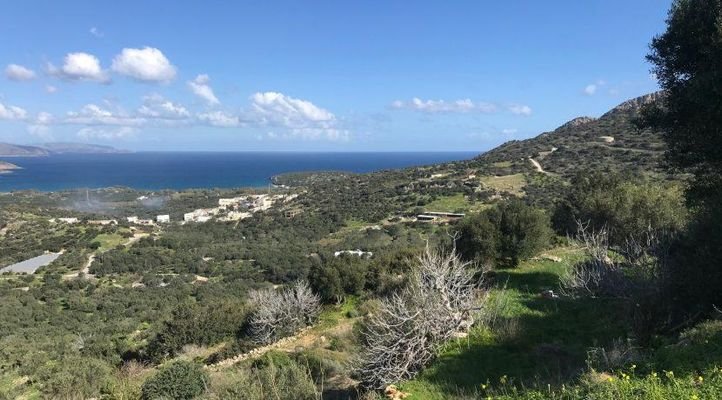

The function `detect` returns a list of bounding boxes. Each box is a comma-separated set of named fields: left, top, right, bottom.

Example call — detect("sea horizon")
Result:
left=0, top=151, right=478, bottom=192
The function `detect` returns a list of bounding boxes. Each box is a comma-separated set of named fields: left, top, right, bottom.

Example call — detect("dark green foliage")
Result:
left=141, top=361, right=208, bottom=400
left=456, top=213, right=500, bottom=266
left=668, top=198, right=722, bottom=313
left=642, top=0, right=722, bottom=316
left=494, top=201, right=552, bottom=266
left=552, top=172, right=686, bottom=245
left=309, top=256, right=367, bottom=303
left=457, top=200, right=552, bottom=267
left=209, top=352, right=318, bottom=400
left=644, top=0, right=722, bottom=207
left=36, top=355, right=113, bottom=399
left=146, top=301, right=249, bottom=362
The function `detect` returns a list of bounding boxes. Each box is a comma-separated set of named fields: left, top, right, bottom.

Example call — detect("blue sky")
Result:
left=0, top=1, right=670, bottom=152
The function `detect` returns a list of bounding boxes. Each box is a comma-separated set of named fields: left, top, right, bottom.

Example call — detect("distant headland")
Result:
left=0, top=142, right=129, bottom=157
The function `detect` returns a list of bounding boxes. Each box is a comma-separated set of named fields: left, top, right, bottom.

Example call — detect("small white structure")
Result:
left=58, top=217, right=79, bottom=224
left=218, top=197, right=246, bottom=207
left=127, top=216, right=139, bottom=224
left=88, top=219, right=117, bottom=226
left=334, top=249, right=373, bottom=258
left=184, top=209, right=215, bottom=222
left=156, top=215, right=170, bottom=224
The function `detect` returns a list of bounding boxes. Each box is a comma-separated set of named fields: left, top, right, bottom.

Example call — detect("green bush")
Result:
left=457, top=200, right=552, bottom=267
left=552, top=172, right=686, bottom=245
left=141, top=361, right=208, bottom=400
left=207, top=352, right=318, bottom=400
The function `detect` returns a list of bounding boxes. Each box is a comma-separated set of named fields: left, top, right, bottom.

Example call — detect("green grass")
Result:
left=423, top=194, right=491, bottom=214
left=0, top=370, right=41, bottom=399
left=93, top=230, right=129, bottom=251
left=316, top=296, right=359, bottom=330
left=424, top=194, right=470, bottom=213
left=398, top=247, right=722, bottom=399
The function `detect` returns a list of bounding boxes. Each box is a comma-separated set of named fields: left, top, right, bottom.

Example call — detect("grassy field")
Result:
left=479, top=174, right=527, bottom=197
left=398, top=247, right=722, bottom=399
left=424, top=194, right=492, bottom=214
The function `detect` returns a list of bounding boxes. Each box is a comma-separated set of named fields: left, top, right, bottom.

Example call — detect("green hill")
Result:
left=474, top=92, right=666, bottom=177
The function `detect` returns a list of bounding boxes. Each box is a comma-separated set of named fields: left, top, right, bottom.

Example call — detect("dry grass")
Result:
left=479, top=174, right=527, bottom=196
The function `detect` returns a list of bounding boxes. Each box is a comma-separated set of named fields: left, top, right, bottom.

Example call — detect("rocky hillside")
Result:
left=474, top=92, right=666, bottom=176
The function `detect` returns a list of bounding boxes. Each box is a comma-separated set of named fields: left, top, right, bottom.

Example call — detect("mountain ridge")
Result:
left=473, top=91, right=666, bottom=176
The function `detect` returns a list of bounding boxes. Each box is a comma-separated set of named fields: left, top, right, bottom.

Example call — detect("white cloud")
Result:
left=391, top=97, right=497, bottom=113
left=198, top=111, right=242, bottom=127
left=0, top=102, right=27, bottom=120
left=27, top=125, right=52, bottom=139
left=5, top=64, right=36, bottom=81
left=249, top=92, right=345, bottom=140
left=138, top=94, right=190, bottom=119
left=583, top=80, right=607, bottom=96
left=77, top=126, right=137, bottom=140
left=65, top=104, right=144, bottom=126
left=508, top=104, right=532, bottom=116
left=583, top=84, right=597, bottom=96
left=89, top=27, right=104, bottom=38
left=251, top=92, right=335, bottom=123
left=46, top=85, right=58, bottom=93
left=27, top=113, right=54, bottom=139
left=111, top=47, right=176, bottom=83
left=49, top=52, right=109, bottom=82
left=502, top=128, right=518, bottom=135
left=188, top=74, right=219, bottom=105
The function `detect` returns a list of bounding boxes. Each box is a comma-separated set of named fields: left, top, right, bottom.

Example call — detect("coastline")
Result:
left=0, top=151, right=477, bottom=193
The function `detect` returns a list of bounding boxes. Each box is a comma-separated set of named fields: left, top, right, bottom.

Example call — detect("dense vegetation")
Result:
left=2, top=2, right=722, bottom=399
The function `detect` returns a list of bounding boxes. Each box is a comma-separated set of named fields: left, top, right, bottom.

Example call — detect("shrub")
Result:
left=141, top=361, right=208, bottom=400
left=552, top=172, right=686, bottom=246
left=457, top=200, right=552, bottom=267
left=37, top=356, right=113, bottom=400
left=207, top=352, right=318, bottom=400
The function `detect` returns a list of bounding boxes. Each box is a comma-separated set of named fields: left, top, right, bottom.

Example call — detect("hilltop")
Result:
left=473, top=92, right=666, bottom=177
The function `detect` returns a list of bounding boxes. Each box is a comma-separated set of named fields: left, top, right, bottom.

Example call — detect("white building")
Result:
left=334, top=249, right=373, bottom=258
left=127, top=216, right=139, bottom=224
left=58, top=217, right=79, bottom=224
left=88, top=219, right=117, bottom=226
left=184, top=209, right=215, bottom=222
left=156, top=215, right=170, bottom=223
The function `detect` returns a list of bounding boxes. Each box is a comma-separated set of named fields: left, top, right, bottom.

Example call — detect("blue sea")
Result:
left=0, top=152, right=477, bottom=192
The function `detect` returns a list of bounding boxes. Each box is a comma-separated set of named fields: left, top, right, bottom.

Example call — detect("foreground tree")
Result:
left=645, top=0, right=722, bottom=207
left=356, top=247, right=484, bottom=390
left=643, top=0, right=722, bottom=311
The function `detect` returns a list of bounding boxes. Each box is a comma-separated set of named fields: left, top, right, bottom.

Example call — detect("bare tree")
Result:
left=356, top=246, right=484, bottom=390
left=248, top=280, right=321, bottom=345
left=560, top=220, right=630, bottom=298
